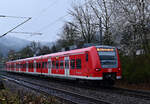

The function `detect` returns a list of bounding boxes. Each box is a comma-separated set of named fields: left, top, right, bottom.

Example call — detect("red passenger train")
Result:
left=5, top=45, right=122, bottom=86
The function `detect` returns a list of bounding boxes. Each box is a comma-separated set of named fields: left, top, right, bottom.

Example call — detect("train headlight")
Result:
left=95, top=68, right=101, bottom=72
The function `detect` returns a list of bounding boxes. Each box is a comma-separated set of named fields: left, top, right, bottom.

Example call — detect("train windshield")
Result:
left=97, top=48, right=118, bottom=68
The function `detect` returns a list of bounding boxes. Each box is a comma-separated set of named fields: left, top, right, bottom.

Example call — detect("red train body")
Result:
left=5, top=46, right=122, bottom=85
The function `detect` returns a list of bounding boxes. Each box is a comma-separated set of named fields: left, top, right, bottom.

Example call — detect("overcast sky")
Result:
left=0, top=0, right=85, bottom=42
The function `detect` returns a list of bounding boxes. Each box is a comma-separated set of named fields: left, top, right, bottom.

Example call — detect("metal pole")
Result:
left=10, top=32, right=42, bottom=35
left=0, top=17, right=31, bottom=38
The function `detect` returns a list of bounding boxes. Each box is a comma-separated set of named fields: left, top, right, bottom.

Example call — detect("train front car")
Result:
left=91, top=46, right=122, bottom=86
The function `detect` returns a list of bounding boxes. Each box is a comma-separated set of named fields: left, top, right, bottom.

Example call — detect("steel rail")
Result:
left=1, top=75, right=112, bottom=104
left=112, top=87, right=150, bottom=100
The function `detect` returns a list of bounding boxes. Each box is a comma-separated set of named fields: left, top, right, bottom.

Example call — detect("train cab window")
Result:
left=56, top=61, right=59, bottom=69
left=76, top=59, right=81, bottom=69
left=60, top=60, right=64, bottom=69
left=70, top=59, right=75, bottom=69
left=52, top=61, right=55, bottom=69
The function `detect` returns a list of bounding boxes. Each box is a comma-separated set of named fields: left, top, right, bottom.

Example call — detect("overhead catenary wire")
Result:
left=22, top=0, right=59, bottom=33
left=0, top=1, right=58, bottom=38
left=33, top=0, right=58, bottom=21
left=36, top=14, right=68, bottom=32
left=36, top=0, right=95, bottom=33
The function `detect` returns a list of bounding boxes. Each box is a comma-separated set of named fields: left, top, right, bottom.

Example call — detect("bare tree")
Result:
left=59, top=23, right=79, bottom=47
left=30, top=41, right=41, bottom=56
left=69, top=3, right=98, bottom=43
left=114, top=0, right=150, bottom=55
left=89, top=0, right=115, bottom=45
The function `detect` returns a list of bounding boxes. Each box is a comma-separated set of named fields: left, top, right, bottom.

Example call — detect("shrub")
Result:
left=120, top=54, right=150, bottom=84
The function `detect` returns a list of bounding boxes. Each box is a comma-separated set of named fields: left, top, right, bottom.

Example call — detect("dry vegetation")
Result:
left=0, top=81, right=63, bottom=104
left=0, top=89, right=61, bottom=104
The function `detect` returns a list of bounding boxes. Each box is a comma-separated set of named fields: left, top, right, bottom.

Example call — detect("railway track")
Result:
left=112, top=87, right=150, bottom=100
left=1, top=75, right=112, bottom=104
left=81, top=85, right=150, bottom=101
left=1, top=72, right=150, bottom=104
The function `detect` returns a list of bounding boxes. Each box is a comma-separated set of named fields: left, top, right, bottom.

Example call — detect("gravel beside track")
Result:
left=1, top=71, right=150, bottom=104
left=1, top=74, right=111, bottom=104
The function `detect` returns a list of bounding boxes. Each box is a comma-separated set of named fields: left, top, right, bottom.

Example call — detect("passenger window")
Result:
left=42, top=62, right=45, bottom=69
left=52, top=61, right=55, bottom=69
left=28, top=63, right=30, bottom=68
left=23, top=64, right=26, bottom=68
left=56, top=61, right=59, bottom=69
left=20, top=64, right=22, bottom=69
left=76, top=59, right=81, bottom=69
left=31, top=63, right=34, bottom=69
left=38, top=62, right=40, bottom=68
left=70, top=59, right=75, bottom=69
left=36, top=63, right=38, bottom=69
left=39, top=62, right=41, bottom=68
left=60, top=60, right=64, bottom=69
left=45, top=62, right=47, bottom=68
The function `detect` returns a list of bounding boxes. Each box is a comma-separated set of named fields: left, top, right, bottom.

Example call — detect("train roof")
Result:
left=6, top=45, right=116, bottom=63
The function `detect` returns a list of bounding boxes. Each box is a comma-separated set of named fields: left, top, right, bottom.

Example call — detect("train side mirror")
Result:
left=86, top=53, right=88, bottom=62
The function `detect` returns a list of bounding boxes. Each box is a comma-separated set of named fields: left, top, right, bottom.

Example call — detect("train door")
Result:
left=34, top=60, right=36, bottom=74
left=64, top=57, right=70, bottom=77
left=14, top=63, right=16, bottom=72
left=19, top=62, right=21, bottom=73
left=48, top=58, right=51, bottom=75
left=26, top=62, right=28, bottom=73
